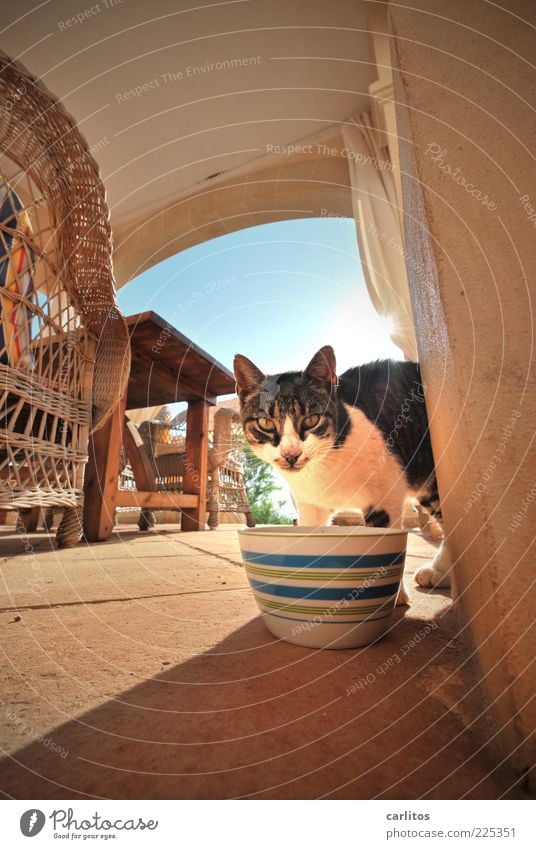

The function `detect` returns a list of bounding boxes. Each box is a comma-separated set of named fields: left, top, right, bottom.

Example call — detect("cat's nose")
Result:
left=284, top=453, right=301, bottom=467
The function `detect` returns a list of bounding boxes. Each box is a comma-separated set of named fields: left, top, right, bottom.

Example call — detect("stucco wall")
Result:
left=389, top=0, right=536, bottom=787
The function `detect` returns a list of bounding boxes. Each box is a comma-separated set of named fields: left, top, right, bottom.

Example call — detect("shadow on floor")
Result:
left=0, top=610, right=519, bottom=800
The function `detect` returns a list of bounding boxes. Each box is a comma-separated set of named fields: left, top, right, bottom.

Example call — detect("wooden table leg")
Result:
left=181, top=399, right=209, bottom=531
left=83, top=393, right=126, bottom=542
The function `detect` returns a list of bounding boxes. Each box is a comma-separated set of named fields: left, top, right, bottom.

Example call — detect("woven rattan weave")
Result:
left=0, top=54, right=130, bottom=546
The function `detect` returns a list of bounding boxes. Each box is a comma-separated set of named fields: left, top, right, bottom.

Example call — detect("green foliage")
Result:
left=242, top=443, right=276, bottom=503
left=242, top=443, right=293, bottom=525
left=251, top=497, right=293, bottom=525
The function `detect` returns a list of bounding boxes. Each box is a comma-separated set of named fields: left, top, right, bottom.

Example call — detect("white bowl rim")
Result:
left=238, top=525, right=408, bottom=538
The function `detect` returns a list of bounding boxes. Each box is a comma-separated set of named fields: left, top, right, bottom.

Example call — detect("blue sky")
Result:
left=117, top=217, right=402, bottom=380
left=117, top=217, right=403, bottom=517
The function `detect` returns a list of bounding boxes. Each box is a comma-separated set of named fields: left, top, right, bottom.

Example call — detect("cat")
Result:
left=233, top=345, right=451, bottom=599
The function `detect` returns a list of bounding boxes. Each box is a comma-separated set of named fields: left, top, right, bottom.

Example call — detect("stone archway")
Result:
left=113, top=133, right=354, bottom=285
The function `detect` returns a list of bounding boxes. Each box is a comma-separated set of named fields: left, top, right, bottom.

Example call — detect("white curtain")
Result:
left=342, top=113, right=418, bottom=362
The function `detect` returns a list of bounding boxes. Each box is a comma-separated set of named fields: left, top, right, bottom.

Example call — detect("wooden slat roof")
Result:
left=125, top=312, right=235, bottom=407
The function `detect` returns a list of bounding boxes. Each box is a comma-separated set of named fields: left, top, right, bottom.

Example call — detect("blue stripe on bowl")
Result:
left=241, top=551, right=405, bottom=569
left=248, top=578, right=400, bottom=601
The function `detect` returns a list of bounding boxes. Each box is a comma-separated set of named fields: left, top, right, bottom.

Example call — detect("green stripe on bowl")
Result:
left=253, top=593, right=396, bottom=616
left=264, top=609, right=393, bottom=625
left=245, top=563, right=404, bottom=582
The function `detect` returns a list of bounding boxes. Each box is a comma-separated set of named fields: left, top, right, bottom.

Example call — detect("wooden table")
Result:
left=83, top=311, right=235, bottom=541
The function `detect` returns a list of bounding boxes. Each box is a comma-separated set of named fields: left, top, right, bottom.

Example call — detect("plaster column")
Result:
left=389, top=0, right=535, bottom=787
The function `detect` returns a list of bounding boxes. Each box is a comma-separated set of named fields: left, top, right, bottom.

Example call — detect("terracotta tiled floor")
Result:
left=0, top=524, right=520, bottom=799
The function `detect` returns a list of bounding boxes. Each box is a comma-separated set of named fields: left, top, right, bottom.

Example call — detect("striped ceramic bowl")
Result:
left=238, top=526, right=408, bottom=649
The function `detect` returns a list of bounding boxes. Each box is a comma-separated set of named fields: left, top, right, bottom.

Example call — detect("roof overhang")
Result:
left=1, top=0, right=376, bottom=284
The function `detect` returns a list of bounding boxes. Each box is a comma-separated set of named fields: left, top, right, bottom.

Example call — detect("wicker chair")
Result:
left=0, top=54, right=130, bottom=546
left=125, top=407, right=255, bottom=530
left=205, top=408, right=255, bottom=529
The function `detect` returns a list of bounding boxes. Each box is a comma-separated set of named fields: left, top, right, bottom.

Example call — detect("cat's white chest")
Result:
left=280, top=404, right=405, bottom=514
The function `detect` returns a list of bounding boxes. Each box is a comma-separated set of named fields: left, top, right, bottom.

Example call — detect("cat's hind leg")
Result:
left=415, top=484, right=450, bottom=589
left=415, top=542, right=451, bottom=588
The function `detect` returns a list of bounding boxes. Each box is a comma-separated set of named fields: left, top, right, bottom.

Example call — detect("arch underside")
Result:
left=113, top=135, right=354, bottom=286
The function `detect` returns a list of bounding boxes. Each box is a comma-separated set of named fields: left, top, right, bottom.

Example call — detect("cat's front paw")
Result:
left=415, top=564, right=451, bottom=588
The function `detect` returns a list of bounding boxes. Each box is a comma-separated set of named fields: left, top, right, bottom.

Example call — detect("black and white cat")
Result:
left=234, top=345, right=450, bottom=598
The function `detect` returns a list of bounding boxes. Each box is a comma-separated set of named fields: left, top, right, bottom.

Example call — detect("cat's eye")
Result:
left=257, top=417, right=275, bottom=432
left=303, top=414, right=321, bottom=429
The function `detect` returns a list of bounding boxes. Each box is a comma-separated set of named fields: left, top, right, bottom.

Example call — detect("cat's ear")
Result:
left=304, top=346, right=337, bottom=385
left=233, top=354, right=265, bottom=393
